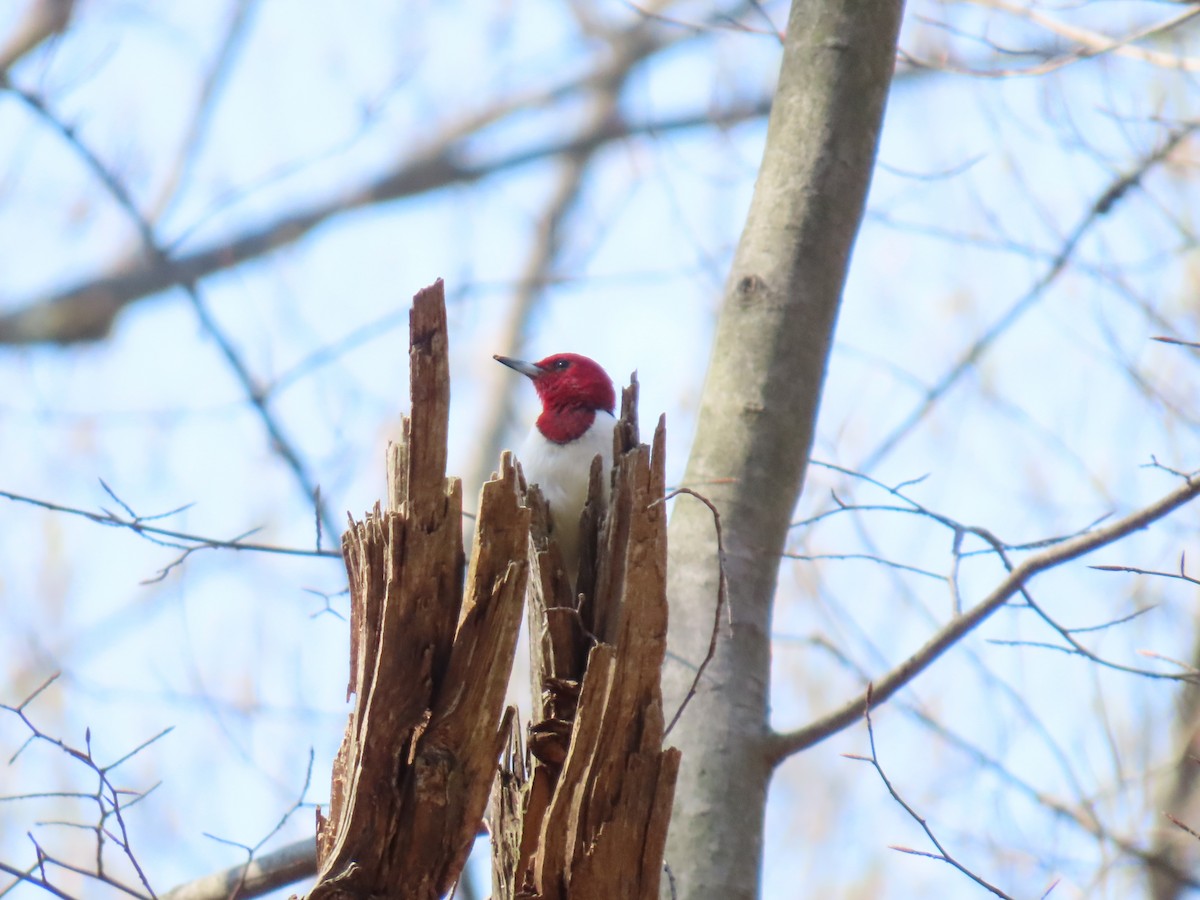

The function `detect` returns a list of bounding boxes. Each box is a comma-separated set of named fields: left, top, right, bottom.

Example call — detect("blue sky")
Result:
left=2, top=2, right=1199, bottom=897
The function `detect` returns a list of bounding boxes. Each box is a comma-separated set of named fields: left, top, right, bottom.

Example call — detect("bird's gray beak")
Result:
left=494, top=355, right=542, bottom=379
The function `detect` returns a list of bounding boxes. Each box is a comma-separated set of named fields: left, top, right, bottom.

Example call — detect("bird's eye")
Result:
left=553, top=359, right=571, bottom=370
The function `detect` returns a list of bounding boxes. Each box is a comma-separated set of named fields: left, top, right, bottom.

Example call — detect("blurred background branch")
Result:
left=2, top=0, right=1200, bottom=897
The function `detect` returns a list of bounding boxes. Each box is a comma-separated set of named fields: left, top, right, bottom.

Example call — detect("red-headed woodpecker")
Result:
left=494, top=352, right=616, bottom=582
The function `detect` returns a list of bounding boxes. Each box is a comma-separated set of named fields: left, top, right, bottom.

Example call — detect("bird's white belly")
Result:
left=519, top=410, right=616, bottom=577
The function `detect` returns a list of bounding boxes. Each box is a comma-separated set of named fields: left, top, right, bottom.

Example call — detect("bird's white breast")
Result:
left=519, top=410, right=616, bottom=580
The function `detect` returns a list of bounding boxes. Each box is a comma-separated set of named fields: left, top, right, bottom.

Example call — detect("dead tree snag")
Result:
left=310, top=280, right=528, bottom=900
left=308, top=279, right=677, bottom=899
left=493, top=379, right=680, bottom=900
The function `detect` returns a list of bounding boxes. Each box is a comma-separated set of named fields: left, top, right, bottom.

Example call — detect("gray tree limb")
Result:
left=161, top=838, right=316, bottom=900
left=768, top=470, right=1200, bottom=762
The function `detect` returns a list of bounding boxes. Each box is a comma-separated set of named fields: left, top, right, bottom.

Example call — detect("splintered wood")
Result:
left=493, top=380, right=680, bottom=900
left=308, top=278, right=677, bottom=900
left=309, top=280, right=529, bottom=900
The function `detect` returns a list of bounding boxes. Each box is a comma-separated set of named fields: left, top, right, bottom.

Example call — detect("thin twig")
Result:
left=661, top=487, right=728, bottom=739
left=846, top=684, right=1014, bottom=898
left=143, top=0, right=258, bottom=225
left=159, top=839, right=317, bottom=900
left=199, top=750, right=315, bottom=900
left=1166, top=813, right=1200, bottom=843
left=1153, top=336, right=1200, bottom=350
left=4, top=83, right=339, bottom=540
left=1, top=678, right=168, bottom=899
left=803, top=635, right=1198, bottom=889
left=0, top=859, right=78, bottom=900
left=0, top=488, right=340, bottom=561
left=782, top=551, right=944, bottom=581
left=859, top=124, right=1198, bottom=472
left=768, top=468, right=1200, bottom=762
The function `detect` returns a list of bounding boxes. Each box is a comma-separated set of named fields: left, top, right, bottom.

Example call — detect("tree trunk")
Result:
left=661, top=3, right=905, bottom=897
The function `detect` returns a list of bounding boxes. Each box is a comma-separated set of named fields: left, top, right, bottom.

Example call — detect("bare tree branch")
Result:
left=805, top=634, right=1200, bottom=891
left=847, top=685, right=1015, bottom=898
left=160, top=754, right=316, bottom=900
left=0, top=487, right=340, bottom=565
left=1154, top=336, right=1200, bottom=351
left=902, top=3, right=1200, bottom=78
left=859, top=123, right=1199, bottom=473
left=0, top=5, right=770, bottom=347
left=768, top=468, right=1200, bottom=762
left=4, top=83, right=342, bottom=537
left=0, top=100, right=769, bottom=346
left=0, top=0, right=74, bottom=75
left=143, top=0, right=259, bottom=226
left=982, top=1, right=1200, bottom=76
left=0, top=675, right=167, bottom=900
left=160, top=838, right=317, bottom=900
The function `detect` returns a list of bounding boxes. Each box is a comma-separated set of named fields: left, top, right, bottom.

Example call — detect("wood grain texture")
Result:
left=493, top=376, right=678, bottom=900
left=310, top=280, right=528, bottom=900
left=308, top=281, right=674, bottom=899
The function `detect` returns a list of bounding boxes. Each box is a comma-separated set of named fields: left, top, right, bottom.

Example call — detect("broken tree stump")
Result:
left=307, top=277, right=678, bottom=899
left=309, top=280, right=529, bottom=900
left=492, top=377, right=681, bottom=900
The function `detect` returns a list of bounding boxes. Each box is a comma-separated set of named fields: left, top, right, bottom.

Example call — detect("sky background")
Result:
left=2, top=1, right=1199, bottom=897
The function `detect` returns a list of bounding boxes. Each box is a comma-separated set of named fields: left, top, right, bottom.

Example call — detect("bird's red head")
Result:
left=494, top=352, right=616, bottom=444
left=526, top=353, right=615, bottom=415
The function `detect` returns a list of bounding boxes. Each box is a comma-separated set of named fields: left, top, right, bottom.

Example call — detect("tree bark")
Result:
left=660, top=3, right=905, bottom=897
left=1148, top=628, right=1200, bottom=899
left=309, top=281, right=529, bottom=900
left=492, top=384, right=679, bottom=900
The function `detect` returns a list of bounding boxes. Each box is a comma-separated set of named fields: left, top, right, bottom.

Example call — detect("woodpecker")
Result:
left=494, top=352, right=616, bottom=583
